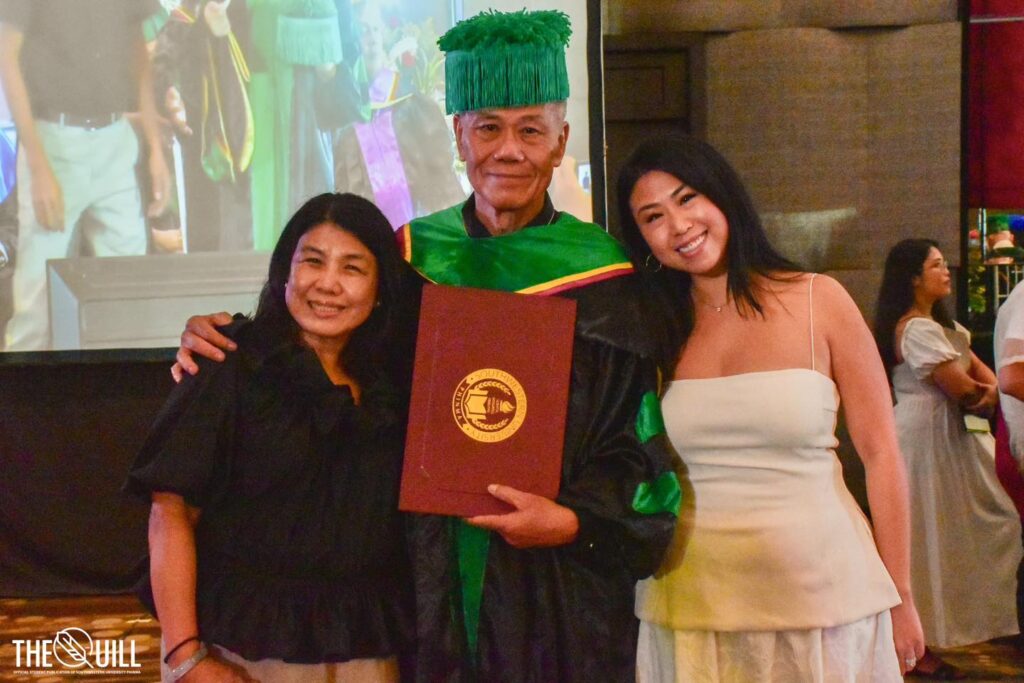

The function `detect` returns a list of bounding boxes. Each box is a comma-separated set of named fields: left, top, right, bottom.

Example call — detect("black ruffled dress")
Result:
left=125, top=322, right=412, bottom=664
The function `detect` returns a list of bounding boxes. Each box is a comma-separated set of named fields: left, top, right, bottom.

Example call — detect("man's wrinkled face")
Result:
left=453, top=103, right=569, bottom=219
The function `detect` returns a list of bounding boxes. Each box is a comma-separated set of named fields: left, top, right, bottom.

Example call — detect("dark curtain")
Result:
left=0, top=361, right=171, bottom=596
left=968, top=0, right=1024, bottom=207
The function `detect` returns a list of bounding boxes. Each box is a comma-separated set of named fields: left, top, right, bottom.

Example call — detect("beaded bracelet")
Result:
left=163, top=635, right=200, bottom=664
left=170, top=643, right=208, bottom=681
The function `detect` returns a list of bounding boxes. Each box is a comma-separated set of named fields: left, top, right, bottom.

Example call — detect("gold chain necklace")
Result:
left=692, top=292, right=729, bottom=313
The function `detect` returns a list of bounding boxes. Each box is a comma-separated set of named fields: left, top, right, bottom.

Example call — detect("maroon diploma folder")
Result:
left=399, top=284, right=577, bottom=517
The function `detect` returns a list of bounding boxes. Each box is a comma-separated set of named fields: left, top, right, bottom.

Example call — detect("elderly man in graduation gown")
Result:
left=173, top=9, right=679, bottom=682
left=397, top=11, right=678, bottom=681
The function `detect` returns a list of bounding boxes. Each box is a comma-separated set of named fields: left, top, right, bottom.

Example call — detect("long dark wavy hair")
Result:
left=250, top=192, right=408, bottom=387
left=873, top=237, right=955, bottom=378
left=616, top=133, right=801, bottom=375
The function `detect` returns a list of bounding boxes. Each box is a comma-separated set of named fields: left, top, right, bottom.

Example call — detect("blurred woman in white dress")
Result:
left=875, top=238, right=1022, bottom=677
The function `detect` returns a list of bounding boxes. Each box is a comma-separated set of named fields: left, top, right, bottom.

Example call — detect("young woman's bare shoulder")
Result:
left=757, top=270, right=813, bottom=293
left=764, top=270, right=813, bottom=283
left=811, top=272, right=850, bottom=293
left=806, top=274, right=865, bottom=323
left=757, top=270, right=819, bottom=299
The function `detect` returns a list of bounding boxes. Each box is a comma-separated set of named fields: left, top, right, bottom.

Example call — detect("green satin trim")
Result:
left=455, top=520, right=490, bottom=661
left=632, top=471, right=681, bottom=517
left=635, top=391, right=666, bottom=444
left=406, top=205, right=632, bottom=292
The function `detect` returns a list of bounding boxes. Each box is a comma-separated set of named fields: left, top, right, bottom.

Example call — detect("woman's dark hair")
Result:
left=873, top=237, right=955, bottom=378
left=616, top=133, right=801, bottom=375
left=251, top=192, right=407, bottom=387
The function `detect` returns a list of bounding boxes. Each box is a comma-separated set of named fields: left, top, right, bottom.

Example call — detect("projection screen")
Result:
left=0, top=0, right=599, bottom=356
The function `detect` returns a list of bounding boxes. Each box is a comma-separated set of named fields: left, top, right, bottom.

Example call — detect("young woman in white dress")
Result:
left=874, top=238, right=1022, bottom=677
left=616, top=134, right=925, bottom=681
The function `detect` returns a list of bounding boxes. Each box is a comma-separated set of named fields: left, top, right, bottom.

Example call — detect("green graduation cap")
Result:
left=438, top=9, right=572, bottom=115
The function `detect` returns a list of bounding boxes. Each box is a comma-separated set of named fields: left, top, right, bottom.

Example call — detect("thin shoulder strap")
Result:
left=808, top=274, right=818, bottom=371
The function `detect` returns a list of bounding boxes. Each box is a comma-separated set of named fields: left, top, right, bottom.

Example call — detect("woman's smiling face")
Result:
left=285, top=222, right=379, bottom=353
left=629, top=170, right=729, bottom=278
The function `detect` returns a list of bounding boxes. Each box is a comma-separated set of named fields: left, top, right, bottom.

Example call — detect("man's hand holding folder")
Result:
left=467, top=483, right=580, bottom=548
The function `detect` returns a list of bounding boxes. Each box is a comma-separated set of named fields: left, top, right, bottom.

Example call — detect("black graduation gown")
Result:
left=400, top=266, right=679, bottom=683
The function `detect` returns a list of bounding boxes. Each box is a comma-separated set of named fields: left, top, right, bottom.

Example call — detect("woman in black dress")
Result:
left=126, top=193, right=412, bottom=682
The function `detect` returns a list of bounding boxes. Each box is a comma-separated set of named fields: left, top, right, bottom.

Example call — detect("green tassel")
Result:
left=276, top=14, right=342, bottom=66
left=444, top=44, right=569, bottom=114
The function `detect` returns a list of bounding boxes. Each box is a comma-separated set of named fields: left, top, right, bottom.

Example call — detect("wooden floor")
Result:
left=1, top=595, right=1023, bottom=681
left=0, top=595, right=160, bottom=682
left=922, top=637, right=1024, bottom=682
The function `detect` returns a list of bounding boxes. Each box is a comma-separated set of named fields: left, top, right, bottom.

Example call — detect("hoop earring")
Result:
left=645, top=253, right=663, bottom=272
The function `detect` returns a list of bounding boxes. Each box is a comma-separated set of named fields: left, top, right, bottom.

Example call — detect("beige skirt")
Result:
left=161, top=642, right=399, bottom=683
left=637, top=610, right=901, bottom=683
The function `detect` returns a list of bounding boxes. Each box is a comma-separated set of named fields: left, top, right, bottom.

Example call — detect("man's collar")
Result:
left=461, top=193, right=559, bottom=238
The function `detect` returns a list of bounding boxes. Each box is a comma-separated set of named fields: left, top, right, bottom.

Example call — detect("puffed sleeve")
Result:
left=123, top=353, right=240, bottom=508
left=901, top=318, right=960, bottom=381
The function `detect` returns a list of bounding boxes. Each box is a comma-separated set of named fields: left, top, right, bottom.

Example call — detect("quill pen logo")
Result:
left=53, top=628, right=93, bottom=668
left=11, top=627, right=141, bottom=675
